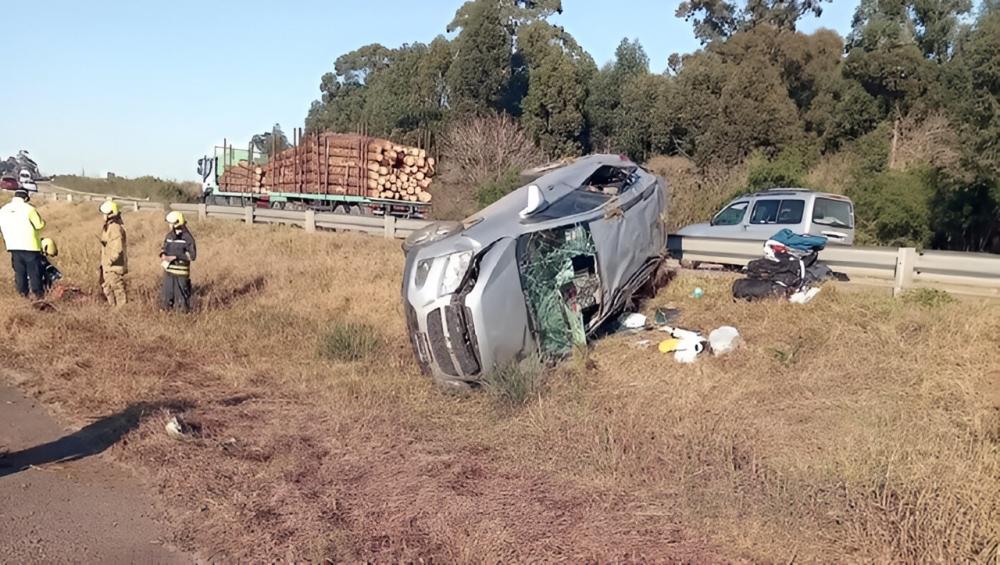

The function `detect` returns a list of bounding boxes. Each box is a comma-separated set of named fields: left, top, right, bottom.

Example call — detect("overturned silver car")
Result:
left=402, top=155, right=668, bottom=387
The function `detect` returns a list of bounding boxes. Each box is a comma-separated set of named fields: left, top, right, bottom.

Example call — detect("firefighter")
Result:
left=99, top=200, right=128, bottom=306
left=159, top=211, right=197, bottom=312
left=39, top=237, right=63, bottom=294
left=0, top=189, right=46, bottom=299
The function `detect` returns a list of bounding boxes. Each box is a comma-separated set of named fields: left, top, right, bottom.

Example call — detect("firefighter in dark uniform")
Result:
left=159, top=211, right=197, bottom=312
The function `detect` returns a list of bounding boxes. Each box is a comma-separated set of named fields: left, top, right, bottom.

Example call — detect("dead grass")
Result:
left=1, top=200, right=997, bottom=562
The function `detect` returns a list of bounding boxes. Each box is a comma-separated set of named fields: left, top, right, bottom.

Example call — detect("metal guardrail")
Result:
left=34, top=191, right=999, bottom=298
left=667, top=235, right=1000, bottom=298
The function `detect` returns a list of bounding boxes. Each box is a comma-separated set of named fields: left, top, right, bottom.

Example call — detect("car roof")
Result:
left=736, top=188, right=852, bottom=201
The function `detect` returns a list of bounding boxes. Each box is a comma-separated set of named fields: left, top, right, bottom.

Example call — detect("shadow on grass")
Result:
left=0, top=399, right=192, bottom=478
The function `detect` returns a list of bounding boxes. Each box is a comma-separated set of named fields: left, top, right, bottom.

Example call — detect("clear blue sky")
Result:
left=0, top=0, right=857, bottom=181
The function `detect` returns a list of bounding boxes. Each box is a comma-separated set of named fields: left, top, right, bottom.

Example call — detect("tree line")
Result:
left=304, top=0, right=1000, bottom=252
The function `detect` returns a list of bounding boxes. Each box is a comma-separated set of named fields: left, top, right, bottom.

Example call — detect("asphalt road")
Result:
left=0, top=380, right=190, bottom=564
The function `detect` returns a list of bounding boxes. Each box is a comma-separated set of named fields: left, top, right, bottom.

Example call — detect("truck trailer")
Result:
left=199, top=131, right=435, bottom=219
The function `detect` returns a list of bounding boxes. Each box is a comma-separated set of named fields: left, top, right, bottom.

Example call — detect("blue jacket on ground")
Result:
left=770, top=228, right=827, bottom=252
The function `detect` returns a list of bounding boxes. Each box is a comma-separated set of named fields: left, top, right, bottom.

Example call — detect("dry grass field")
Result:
left=0, top=199, right=997, bottom=562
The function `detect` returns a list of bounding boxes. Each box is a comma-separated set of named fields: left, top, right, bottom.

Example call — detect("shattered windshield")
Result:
left=516, top=225, right=601, bottom=358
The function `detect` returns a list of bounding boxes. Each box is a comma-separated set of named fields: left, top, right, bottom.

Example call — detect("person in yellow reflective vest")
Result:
left=159, top=211, right=196, bottom=312
left=99, top=200, right=128, bottom=306
left=0, top=189, right=47, bottom=299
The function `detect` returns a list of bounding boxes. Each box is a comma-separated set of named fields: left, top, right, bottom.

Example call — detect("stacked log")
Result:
left=218, top=161, right=264, bottom=193
left=257, top=133, right=436, bottom=203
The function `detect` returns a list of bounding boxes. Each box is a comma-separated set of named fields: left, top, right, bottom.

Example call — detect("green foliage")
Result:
left=481, top=355, right=546, bottom=409
left=52, top=175, right=200, bottom=203
left=476, top=168, right=523, bottom=207
left=747, top=146, right=815, bottom=189
left=519, top=22, right=593, bottom=156
left=446, top=0, right=512, bottom=114
left=318, top=322, right=383, bottom=363
left=849, top=168, right=935, bottom=247
left=677, top=0, right=830, bottom=44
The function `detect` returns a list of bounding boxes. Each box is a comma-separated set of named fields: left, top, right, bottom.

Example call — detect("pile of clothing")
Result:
left=732, top=229, right=846, bottom=302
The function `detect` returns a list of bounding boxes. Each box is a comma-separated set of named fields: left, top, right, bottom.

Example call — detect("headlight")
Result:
left=439, top=251, right=473, bottom=295
left=414, top=259, right=432, bottom=287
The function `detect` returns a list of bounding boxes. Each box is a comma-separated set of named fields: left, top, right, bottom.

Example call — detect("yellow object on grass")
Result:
left=658, top=338, right=682, bottom=353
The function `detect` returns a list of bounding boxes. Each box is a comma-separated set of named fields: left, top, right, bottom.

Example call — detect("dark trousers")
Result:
left=160, top=273, right=192, bottom=312
left=10, top=251, right=44, bottom=299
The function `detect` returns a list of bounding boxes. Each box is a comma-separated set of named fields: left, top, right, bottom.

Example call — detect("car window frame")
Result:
left=749, top=198, right=805, bottom=225
left=811, top=197, right=855, bottom=229
left=711, top=201, right=749, bottom=226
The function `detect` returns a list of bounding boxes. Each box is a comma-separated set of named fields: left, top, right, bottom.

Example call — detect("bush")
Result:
left=476, top=167, right=522, bottom=207
left=439, top=113, right=539, bottom=188
left=481, top=356, right=545, bottom=409
left=52, top=175, right=201, bottom=203
left=318, top=322, right=383, bottom=362
left=746, top=145, right=817, bottom=191
left=849, top=168, right=935, bottom=247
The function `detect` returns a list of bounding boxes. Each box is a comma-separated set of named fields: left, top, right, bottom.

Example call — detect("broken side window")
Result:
left=516, top=225, right=601, bottom=358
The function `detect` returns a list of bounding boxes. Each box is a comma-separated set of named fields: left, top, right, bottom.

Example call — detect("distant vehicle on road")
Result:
left=1, top=176, right=18, bottom=191
left=18, top=169, right=37, bottom=192
left=676, top=188, right=855, bottom=245
left=401, top=155, right=668, bottom=389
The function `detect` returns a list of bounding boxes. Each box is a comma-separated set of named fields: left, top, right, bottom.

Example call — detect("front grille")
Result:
left=426, top=305, right=481, bottom=378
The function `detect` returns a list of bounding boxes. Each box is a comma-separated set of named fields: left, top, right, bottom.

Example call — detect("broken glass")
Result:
left=517, top=224, right=601, bottom=358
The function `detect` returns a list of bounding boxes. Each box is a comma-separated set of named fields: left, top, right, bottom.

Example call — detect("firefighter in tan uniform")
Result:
left=99, top=200, right=128, bottom=306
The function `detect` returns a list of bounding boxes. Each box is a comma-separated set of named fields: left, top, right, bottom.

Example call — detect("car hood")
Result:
left=675, top=223, right=711, bottom=236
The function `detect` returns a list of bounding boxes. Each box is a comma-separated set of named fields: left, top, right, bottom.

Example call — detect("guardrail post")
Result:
left=198, top=203, right=207, bottom=220
left=132, top=201, right=140, bottom=212
left=383, top=215, right=396, bottom=239
left=305, top=209, right=316, bottom=233
left=66, top=194, right=73, bottom=203
left=893, top=247, right=917, bottom=297
left=244, top=206, right=254, bottom=225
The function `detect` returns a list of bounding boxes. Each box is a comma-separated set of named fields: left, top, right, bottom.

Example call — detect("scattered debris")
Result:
left=658, top=326, right=708, bottom=363
left=165, top=415, right=195, bottom=440
left=691, top=287, right=704, bottom=299
left=630, top=339, right=653, bottom=350
left=618, top=312, right=647, bottom=330
left=789, top=287, right=822, bottom=304
left=732, top=229, right=844, bottom=302
left=653, top=307, right=680, bottom=326
left=709, top=326, right=741, bottom=356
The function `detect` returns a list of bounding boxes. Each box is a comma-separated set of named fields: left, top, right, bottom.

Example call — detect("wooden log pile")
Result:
left=220, top=133, right=436, bottom=203
left=218, top=161, right=264, bottom=193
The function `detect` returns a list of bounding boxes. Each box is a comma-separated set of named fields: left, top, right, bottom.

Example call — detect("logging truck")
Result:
left=198, top=132, right=435, bottom=219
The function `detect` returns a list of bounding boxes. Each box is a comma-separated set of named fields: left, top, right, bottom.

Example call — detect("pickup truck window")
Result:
left=713, top=202, right=748, bottom=226
left=750, top=199, right=804, bottom=225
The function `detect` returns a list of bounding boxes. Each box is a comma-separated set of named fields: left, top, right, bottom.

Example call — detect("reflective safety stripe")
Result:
left=166, top=263, right=190, bottom=275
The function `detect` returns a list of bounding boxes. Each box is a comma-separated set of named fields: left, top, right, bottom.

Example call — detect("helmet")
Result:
left=165, top=211, right=186, bottom=227
left=99, top=200, right=120, bottom=216
left=41, top=237, right=58, bottom=257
